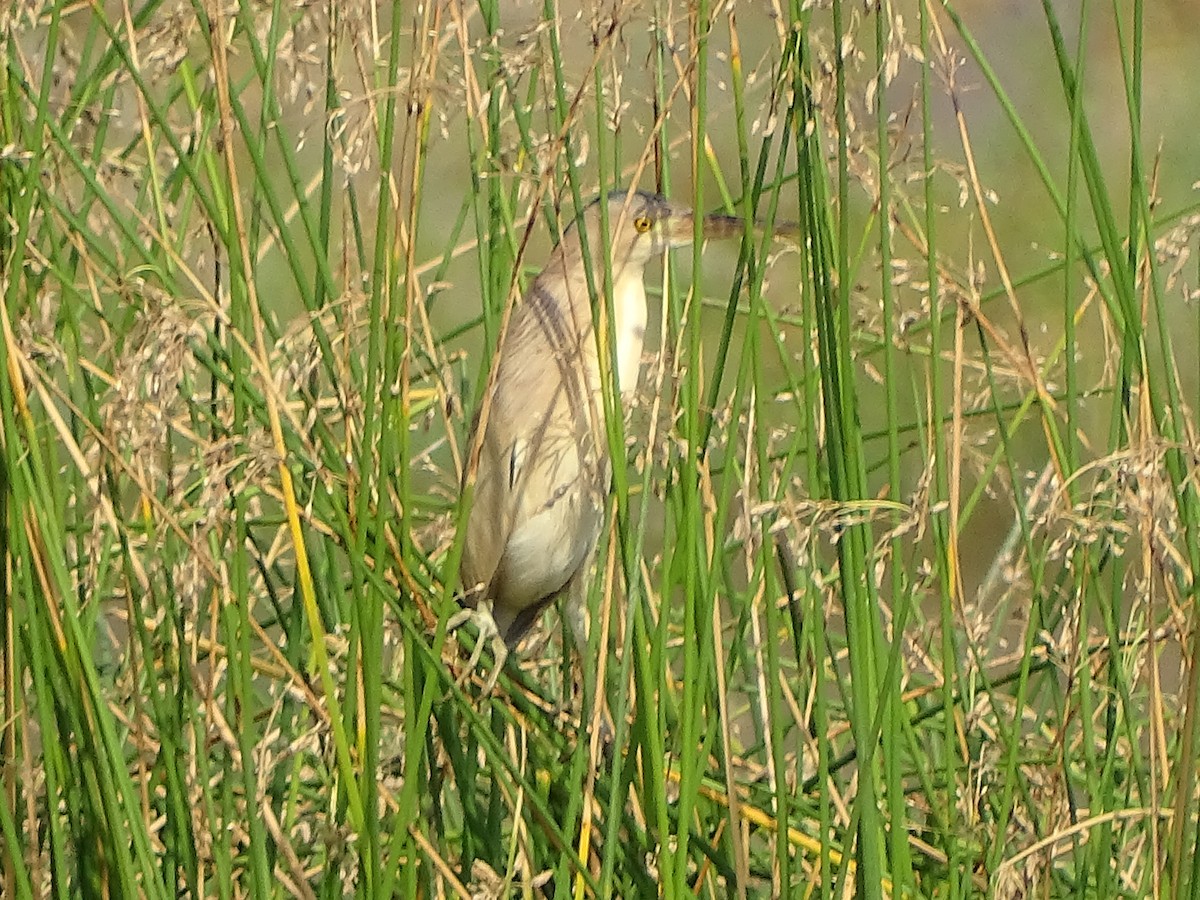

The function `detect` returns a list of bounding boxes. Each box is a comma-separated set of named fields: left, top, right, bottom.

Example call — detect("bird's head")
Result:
left=569, top=189, right=743, bottom=272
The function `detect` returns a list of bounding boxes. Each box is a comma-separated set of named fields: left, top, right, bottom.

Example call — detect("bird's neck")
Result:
left=552, top=249, right=650, bottom=395
left=611, top=269, right=648, bottom=394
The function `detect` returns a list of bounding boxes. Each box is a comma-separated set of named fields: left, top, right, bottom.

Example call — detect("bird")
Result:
left=451, top=189, right=743, bottom=690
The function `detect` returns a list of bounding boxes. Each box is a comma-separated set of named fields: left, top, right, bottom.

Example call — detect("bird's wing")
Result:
left=459, top=271, right=594, bottom=599
left=457, top=393, right=515, bottom=601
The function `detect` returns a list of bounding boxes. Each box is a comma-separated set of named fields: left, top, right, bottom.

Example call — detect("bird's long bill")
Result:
left=699, top=213, right=746, bottom=241
left=660, top=209, right=745, bottom=247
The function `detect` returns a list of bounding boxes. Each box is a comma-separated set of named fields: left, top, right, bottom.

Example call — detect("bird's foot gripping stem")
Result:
left=447, top=603, right=508, bottom=693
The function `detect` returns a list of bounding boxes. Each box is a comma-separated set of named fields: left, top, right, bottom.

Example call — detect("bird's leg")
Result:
left=446, top=601, right=508, bottom=693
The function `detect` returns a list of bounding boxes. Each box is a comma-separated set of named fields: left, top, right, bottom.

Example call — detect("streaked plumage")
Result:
left=453, top=190, right=741, bottom=688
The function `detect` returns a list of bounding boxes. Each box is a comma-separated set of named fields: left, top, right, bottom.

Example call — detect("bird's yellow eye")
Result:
left=633, top=215, right=653, bottom=234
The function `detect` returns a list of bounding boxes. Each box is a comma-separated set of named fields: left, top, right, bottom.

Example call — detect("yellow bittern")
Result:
left=452, top=189, right=742, bottom=688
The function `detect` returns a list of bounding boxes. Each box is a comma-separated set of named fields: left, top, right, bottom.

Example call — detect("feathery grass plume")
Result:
left=1, top=1, right=1199, bottom=896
